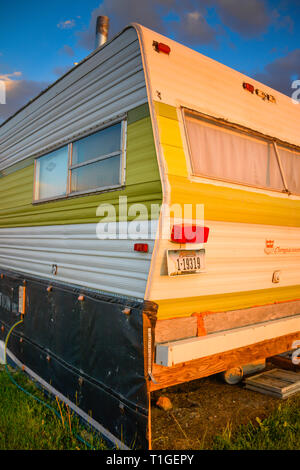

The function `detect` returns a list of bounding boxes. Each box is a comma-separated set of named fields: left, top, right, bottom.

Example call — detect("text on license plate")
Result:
left=167, top=249, right=205, bottom=276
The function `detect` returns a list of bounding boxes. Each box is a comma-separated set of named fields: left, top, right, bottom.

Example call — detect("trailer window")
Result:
left=277, top=146, right=300, bottom=195
left=184, top=112, right=285, bottom=192
left=34, top=120, right=126, bottom=202
left=34, top=146, right=69, bottom=200
left=70, top=122, right=123, bottom=194
left=71, top=155, right=121, bottom=193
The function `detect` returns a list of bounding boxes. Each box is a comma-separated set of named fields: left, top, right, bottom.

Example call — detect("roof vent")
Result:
left=95, top=16, right=109, bottom=48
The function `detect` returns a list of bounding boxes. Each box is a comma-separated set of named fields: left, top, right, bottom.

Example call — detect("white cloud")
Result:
left=254, top=49, right=300, bottom=97
left=76, top=0, right=218, bottom=50
left=0, top=71, right=22, bottom=81
left=59, top=45, right=75, bottom=57
left=187, top=11, right=201, bottom=21
left=216, top=0, right=270, bottom=37
left=57, top=19, right=76, bottom=30
left=0, top=77, right=49, bottom=124
left=53, top=65, right=73, bottom=77
left=76, top=0, right=292, bottom=50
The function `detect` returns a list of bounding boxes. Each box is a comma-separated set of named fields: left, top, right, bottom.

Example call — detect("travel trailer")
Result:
left=0, top=19, right=299, bottom=449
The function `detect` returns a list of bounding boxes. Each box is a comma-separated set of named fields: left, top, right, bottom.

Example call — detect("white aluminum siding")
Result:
left=0, top=27, right=148, bottom=171
left=0, top=221, right=158, bottom=300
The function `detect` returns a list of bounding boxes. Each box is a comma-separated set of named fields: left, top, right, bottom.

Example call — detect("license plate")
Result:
left=167, top=249, right=205, bottom=276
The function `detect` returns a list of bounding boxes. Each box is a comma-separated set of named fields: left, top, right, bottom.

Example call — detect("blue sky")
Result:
left=0, top=0, right=299, bottom=122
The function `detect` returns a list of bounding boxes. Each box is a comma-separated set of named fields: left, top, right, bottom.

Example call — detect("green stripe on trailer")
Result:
left=0, top=114, right=162, bottom=228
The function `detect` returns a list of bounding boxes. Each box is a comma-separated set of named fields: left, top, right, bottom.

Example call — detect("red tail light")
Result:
left=171, top=225, right=209, bottom=244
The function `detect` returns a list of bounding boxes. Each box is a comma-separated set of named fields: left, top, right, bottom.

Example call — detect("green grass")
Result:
left=0, top=365, right=107, bottom=450
left=2, top=363, right=299, bottom=451
left=213, top=396, right=300, bottom=450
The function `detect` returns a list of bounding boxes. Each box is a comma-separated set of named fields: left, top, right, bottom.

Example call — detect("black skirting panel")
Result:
left=0, top=270, right=157, bottom=449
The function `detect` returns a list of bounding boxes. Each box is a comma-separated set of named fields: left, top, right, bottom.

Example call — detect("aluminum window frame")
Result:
left=275, top=143, right=300, bottom=196
left=33, top=144, right=70, bottom=202
left=182, top=107, right=300, bottom=195
left=33, top=118, right=127, bottom=204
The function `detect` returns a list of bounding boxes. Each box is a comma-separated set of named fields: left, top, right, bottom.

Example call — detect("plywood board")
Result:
left=154, top=301, right=300, bottom=344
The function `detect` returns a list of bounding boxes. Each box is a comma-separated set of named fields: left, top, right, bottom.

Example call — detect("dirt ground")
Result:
left=151, top=362, right=284, bottom=450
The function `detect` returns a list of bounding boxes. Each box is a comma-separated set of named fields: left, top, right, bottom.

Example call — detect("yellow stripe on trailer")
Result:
left=153, top=101, right=300, bottom=227
left=155, top=284, right=300, bottom=320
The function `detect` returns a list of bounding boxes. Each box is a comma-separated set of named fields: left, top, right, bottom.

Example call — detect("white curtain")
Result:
left=185, top=114, right=285, bottom=191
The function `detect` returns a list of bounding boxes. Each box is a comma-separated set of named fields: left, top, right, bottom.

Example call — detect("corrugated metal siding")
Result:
left=0, top=222, right=158, bottom=299
left=0, top=114, right=162, bottom=227
left=0, top=27, right=147, bottom=171
left=0, top=27, right=163, bottom=299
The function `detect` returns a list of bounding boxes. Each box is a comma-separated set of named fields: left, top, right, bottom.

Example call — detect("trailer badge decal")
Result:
left=243, top=82, right=276, bottom=104
left=264, top=239, right=300, bottom=254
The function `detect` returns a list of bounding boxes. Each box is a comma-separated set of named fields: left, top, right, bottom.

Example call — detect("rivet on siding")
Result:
left=78, top=295, right=85, bottom=301
left=122, top=307, right=131, bottom=315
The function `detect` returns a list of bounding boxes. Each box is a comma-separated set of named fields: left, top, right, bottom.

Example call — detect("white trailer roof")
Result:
left=134, top=23, right=300, bottom=148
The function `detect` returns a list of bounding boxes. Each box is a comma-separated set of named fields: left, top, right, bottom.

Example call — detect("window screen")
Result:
left=185, top=112, right=285, bottom=191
